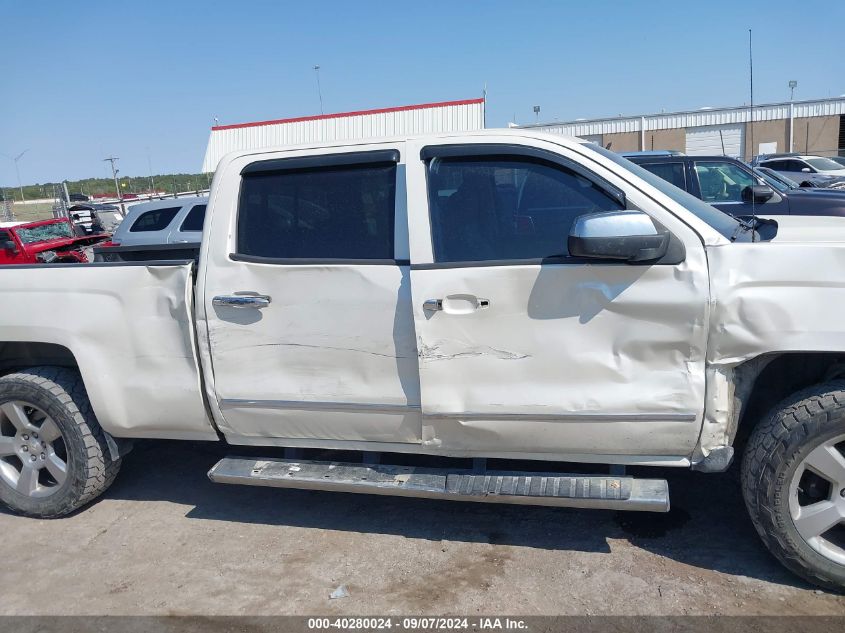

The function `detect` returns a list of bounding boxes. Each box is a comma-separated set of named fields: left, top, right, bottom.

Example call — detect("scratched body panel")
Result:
left=203, top=262, right=422, bottom=442
left=410, top=261, right=708, bottom=456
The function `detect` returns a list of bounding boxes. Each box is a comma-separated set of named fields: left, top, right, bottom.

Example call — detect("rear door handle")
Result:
left=212, top=295, right=272, bottom=309
left=424, top=296, right=490, bottom=314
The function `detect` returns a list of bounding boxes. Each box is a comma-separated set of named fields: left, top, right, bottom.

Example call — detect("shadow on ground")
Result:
left=67, top=440, right=814, bottom=589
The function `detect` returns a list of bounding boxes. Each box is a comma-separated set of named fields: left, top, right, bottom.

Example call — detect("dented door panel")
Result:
left=411, top=263, right=707, bottom=456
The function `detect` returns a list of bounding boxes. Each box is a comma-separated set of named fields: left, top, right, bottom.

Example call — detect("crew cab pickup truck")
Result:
left=2, top=131, right=845, bottom=590
left=0, top=218, right=109, bottom=264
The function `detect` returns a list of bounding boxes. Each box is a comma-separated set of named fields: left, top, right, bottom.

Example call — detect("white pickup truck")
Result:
left=2, top=130, right=845, bottom=589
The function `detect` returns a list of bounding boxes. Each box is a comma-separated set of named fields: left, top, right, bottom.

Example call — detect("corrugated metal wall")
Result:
left=516, top=97, right=845, bottom=138
left=202, top=98, right=485, bottom=172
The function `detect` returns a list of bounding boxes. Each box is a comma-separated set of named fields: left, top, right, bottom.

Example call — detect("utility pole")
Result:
left=313, top=65, right=324, bottom=114
left=2, top=149, right=29, bottom=202
left=788, top=80, right=798, bottom=152
left=146, top=148, right=156, bottom=195
left=103, top=156, right=124, bottom=215
left=748, top=29, right=754, bottom=162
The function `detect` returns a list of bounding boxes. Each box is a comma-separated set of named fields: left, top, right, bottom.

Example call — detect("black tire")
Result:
left=742, top=380, right=845, bottom=591
left=0, top=366, right=120, bottom=517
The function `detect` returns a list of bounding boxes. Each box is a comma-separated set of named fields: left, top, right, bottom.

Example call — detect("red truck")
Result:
left=0, top=218, right=109, bottom=265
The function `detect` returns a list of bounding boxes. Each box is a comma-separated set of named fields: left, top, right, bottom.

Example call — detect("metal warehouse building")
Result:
left=202, top=97, right=485, bottom=172
left=514, top=96, right=845, bottom=160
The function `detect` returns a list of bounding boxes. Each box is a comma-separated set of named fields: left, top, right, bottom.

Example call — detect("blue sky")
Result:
left=2, top=0, right=843, bottom=184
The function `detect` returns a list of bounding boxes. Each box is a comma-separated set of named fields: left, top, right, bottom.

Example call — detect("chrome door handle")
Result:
left=423, top=298, right=490, bottom=312
left=212, top=295, right=272, bottom=308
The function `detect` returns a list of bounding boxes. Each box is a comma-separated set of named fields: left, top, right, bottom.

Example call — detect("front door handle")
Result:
left=212, top=295, right=272, bottom=309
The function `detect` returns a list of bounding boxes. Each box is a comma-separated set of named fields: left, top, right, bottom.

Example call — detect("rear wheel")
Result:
left=742, top=381, right=845, bottom=590
left=0, top=367, right=120, bottom=517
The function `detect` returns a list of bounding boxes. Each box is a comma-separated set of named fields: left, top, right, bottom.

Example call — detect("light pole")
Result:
left=313, top=65, right=324, bottom=114
left=103, top=156, right=124, bottom=215
left=789, top=80, right=798, bottom=152
left=2, top=149, right=29, bottom=202
left=533, top=105, right=540, bottom=122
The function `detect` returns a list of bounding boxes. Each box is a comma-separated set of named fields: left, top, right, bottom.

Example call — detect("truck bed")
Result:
left=0, top=260, right=217, bottom=441
left=93, top=242, right=201, bottom=264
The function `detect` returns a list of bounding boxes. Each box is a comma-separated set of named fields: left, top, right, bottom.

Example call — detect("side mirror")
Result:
left=742, top=184, right=774, bottom=203
left=801, top=167, right=812, bottom=173
left=3, top=240, right=17, bottom=254
left=568, top=210, right=670, bottom=263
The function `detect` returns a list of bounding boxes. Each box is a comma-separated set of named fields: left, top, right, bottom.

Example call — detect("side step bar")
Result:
left=208, top=457, right=669, bottom=512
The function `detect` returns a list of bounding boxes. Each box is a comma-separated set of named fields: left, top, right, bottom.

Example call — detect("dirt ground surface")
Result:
left=1, top=440, right=844, bottom=616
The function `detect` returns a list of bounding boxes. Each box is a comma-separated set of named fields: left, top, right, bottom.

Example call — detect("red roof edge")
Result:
left=211, top=97, right=485, bottom=131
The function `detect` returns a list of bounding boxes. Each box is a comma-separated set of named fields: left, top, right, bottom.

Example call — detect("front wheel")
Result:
left=742, top=381, right=845, bottom=590
left=0, top=367, right=121, bottom=517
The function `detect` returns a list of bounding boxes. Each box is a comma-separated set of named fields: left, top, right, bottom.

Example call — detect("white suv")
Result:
left=758, top=155, right=845, bottom=188
left=109, top=196, right=208, bottom=246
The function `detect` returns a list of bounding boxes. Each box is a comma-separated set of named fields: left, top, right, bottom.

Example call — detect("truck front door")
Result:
left=201, top=144, right=422, bottom=447
left=405, top=139, right=711, bottom=462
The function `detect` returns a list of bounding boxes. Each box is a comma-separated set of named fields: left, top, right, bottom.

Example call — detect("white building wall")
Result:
left=202, top=98, right=485, bottom=172
left=515, top=97, right=845, bottom=139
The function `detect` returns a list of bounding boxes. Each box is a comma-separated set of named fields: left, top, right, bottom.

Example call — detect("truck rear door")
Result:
left=200, top=143, right=422, bottom=446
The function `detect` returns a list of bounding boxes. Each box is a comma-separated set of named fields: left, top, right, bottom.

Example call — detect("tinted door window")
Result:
left=427, top=157, right=624, bottom=263
left=237, top=163, right=395, bottom=260
left=693, top=161, right=756, bottom=203
left=130, top=207, right=181, bottom=232
left=762, top=160, right=788, bottom=170
left=637, top=162, right=687, bottom=190
left=180, top=204, right=207, bottom=232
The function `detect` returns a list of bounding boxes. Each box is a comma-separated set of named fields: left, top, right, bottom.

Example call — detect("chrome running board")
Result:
left=208, top=457, right=670, bottom=513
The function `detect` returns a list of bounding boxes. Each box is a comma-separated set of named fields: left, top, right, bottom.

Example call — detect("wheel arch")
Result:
left=0, top=342, right=80, bottom=377
left=733, top=352, right=845, bottom=448
left=696, top=351, right=845, bottom=472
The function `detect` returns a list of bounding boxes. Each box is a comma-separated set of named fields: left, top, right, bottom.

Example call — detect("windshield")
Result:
left=15, top=222, right=74, bottom=244
left=754, top=168, right=793, bottom=193
left=806, top=157, right=845, bottom=172
left=582, top=144, right=743, bottom=240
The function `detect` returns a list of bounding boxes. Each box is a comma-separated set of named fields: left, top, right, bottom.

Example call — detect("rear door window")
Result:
left=130, top=207, right=181, bottom=232
left=636, top=162, right=687, bottom=191
left=237, top=163, right=396, bottom=260
left=180, top=204, right=207, bottom=232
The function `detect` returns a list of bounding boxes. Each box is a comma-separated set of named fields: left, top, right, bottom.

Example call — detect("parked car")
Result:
left=0, top=218, right=109, bottom=264
left=5, top=131, right=845, bottom=589
left=831, top=156, right=845, bottom=169
left=101, top=196, right=207, bottom=248
left=625, top=153, right=845, bottom=217
left=756, top=166, right=845, bottom=197
left=67, top=204, right=123, bottom=234
left=757, top=155, right=845, bottom=188
left=68, top=193, right=90, bottom=203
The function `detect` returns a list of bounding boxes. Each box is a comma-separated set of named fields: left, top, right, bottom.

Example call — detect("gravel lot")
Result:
left=1, top=439, right=844, bottom=616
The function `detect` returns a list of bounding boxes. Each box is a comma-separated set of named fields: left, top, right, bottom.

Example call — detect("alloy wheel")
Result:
left=0, top=401, right=68, bottom=498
